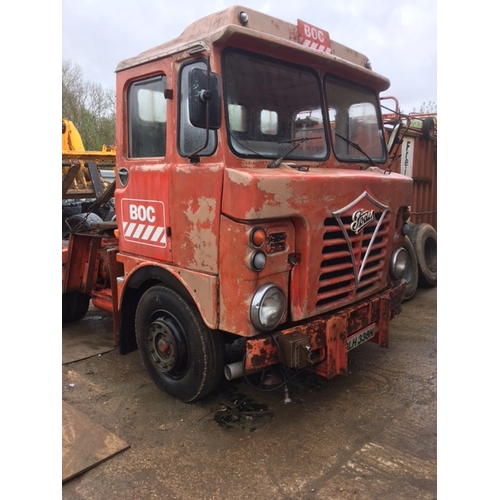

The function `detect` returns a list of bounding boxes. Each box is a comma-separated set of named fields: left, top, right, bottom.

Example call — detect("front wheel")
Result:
left=135, top=286, right=224, bottom=402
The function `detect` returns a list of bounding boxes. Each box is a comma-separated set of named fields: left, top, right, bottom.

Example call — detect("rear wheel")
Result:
left=403, top=236, right=418, bottom=301
left=135, top=286, right=224, bottom=402
left=422, top=117, right=436, bottom=140
left=409, top=223, right=437, bottom=287
left=62, top=291, right=90, bottom=323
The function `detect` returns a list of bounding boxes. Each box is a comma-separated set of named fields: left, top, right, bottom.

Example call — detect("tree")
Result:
left=62, top=60, right=116, bottom=150
left=413, top=101, right=437, bottom=114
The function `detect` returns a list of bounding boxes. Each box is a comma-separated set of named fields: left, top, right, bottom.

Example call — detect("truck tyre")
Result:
left=135, top=286, right=224, bottom=403
left=422, top=117, right=435, bottom=141
left=403, top=235, right=418, bottom=301
left=62, top=291, right=90, bottom=323
left=409, top=223, right=437, bottom=287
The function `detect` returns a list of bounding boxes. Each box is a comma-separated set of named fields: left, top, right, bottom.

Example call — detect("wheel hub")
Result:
left=146, top=319, right=179, bottom=373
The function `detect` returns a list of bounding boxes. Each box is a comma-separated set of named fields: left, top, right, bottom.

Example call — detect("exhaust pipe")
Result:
left=224, top=361, right=244, bottom=380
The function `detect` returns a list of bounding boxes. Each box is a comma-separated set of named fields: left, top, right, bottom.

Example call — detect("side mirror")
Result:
left=386, top=121, right=402, bottom=155
left=189, top=68, right=221, bottom=129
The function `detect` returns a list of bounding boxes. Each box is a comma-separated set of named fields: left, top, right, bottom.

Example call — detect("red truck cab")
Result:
left=63, top=6, right=413, bottom=402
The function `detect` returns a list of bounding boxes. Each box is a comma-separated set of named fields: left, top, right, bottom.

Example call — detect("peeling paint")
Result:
left=257, top=177, right=293, bottom=205
left=175, top=165, right=221, bottom=174
left=176, top=166, right=193, bottom=174
left=226, top=169, right=253, bottom=186
left=185, top=197, right=216, bottom=224
left=184, top=197, right=217, bottom=270
left=135, top=164, right=166, bottom=172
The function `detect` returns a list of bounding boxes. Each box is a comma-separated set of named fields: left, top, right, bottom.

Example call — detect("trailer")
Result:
left=382, top=97, right=437, bottom=296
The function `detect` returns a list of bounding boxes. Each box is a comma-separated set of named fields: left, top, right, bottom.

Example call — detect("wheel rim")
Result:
left=404, top=260, right=414, bottom=285
left=145, top=315, right=188, bottom=377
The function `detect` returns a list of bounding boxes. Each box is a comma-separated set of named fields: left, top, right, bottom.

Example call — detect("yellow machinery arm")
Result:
left=62, top=119, right=116, bottom=200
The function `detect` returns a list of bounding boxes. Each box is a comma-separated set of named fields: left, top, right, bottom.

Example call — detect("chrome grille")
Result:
left=316, top=211, right=390, bottom=309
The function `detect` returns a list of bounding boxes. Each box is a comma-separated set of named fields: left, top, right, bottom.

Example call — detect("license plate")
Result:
left=346, top=324, right=377, bottom=351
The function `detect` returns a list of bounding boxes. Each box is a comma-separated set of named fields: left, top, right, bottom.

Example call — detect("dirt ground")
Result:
left=62, top=287, right=437, bottom=500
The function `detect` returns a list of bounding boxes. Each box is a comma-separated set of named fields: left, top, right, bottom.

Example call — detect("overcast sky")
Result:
left=62, top=0, right=437, bottom=114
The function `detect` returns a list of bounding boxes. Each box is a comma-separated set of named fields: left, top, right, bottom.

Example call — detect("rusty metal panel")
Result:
left=62, top=401, right=129, bottom=483
left=244, top=280, right=405, bottom=379
left=383, top=103, right=437, bottom=231
left=63, top=233, right=102, bottom=294
left=218, top=216, right=294, bottom=336
left=396, top=132, right=437, bottom=230
left=222, top=166, right=412, bottom=326
left=115, top=253, right=220, bottom=331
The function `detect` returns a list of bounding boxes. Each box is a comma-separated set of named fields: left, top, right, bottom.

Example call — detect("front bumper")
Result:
left=243, top=280, right=405, bottom=380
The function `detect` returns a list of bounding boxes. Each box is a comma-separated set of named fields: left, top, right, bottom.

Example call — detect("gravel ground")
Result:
left=61, top=287, right=437, bottom=499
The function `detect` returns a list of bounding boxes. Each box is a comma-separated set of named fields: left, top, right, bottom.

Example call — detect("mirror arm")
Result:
left=189, top=56, right=212, bottom=161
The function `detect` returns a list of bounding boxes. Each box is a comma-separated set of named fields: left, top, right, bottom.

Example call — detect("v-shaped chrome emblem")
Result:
left=331, top=191, right=389, bottom=290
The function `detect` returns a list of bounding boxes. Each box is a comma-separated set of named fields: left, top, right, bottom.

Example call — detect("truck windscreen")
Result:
left=223, top=50, right=328, bottom=162
left=325, top=75, right=386, bottom=163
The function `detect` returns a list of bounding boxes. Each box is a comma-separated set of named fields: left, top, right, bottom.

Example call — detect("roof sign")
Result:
left=297, top=19, right=332, bottom=54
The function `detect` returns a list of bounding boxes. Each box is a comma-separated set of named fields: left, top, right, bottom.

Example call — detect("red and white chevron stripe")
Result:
left=122, top=221, right=167, bottom=246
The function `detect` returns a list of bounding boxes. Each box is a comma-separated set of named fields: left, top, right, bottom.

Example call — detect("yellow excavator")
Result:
left=62, top=119, right=116, bottom=236
left=62, top=118, right=115, bottom=199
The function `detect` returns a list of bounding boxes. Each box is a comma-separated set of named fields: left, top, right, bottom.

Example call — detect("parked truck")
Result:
left=62, top=5, right=414, bottom=402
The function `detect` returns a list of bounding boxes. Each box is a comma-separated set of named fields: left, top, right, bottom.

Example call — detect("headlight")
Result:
left=390, top=247, right=409, bottom=280
left=250, top=283, right=285, bottom=331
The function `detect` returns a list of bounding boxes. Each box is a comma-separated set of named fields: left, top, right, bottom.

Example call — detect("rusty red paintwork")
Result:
left=63, top=233, right=102, bottom=294
left=63, top=231, right=121, bottom=343
left=244, top=280, right=404, bottom=379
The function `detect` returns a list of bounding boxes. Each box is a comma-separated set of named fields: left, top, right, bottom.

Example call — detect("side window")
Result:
left=178, top=61, right=217, bottom=157
left=128, top=75, right=166, bottom=158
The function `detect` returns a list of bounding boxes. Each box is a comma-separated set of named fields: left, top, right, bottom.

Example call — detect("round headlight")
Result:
left=390, top=247, right=409, bottom=280
left=250, top=283, right=285, bottom=331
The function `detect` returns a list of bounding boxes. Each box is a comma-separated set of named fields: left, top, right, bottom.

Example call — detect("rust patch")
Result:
left=246, top=337, right=279, bottom=371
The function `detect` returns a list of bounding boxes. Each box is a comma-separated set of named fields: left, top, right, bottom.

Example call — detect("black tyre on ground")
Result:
left=135, top=285, right=225, bottom=403
left=403, top=235, right=418, bottom=301
left=409, top=223, right=437, bottom=287
left=62, top=291, right=90, bottom=323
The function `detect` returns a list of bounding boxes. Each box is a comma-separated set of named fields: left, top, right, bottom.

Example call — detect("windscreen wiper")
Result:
left=334, top=132, right=377, bottom=170
left=267, top=136, right=322, bottom=168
